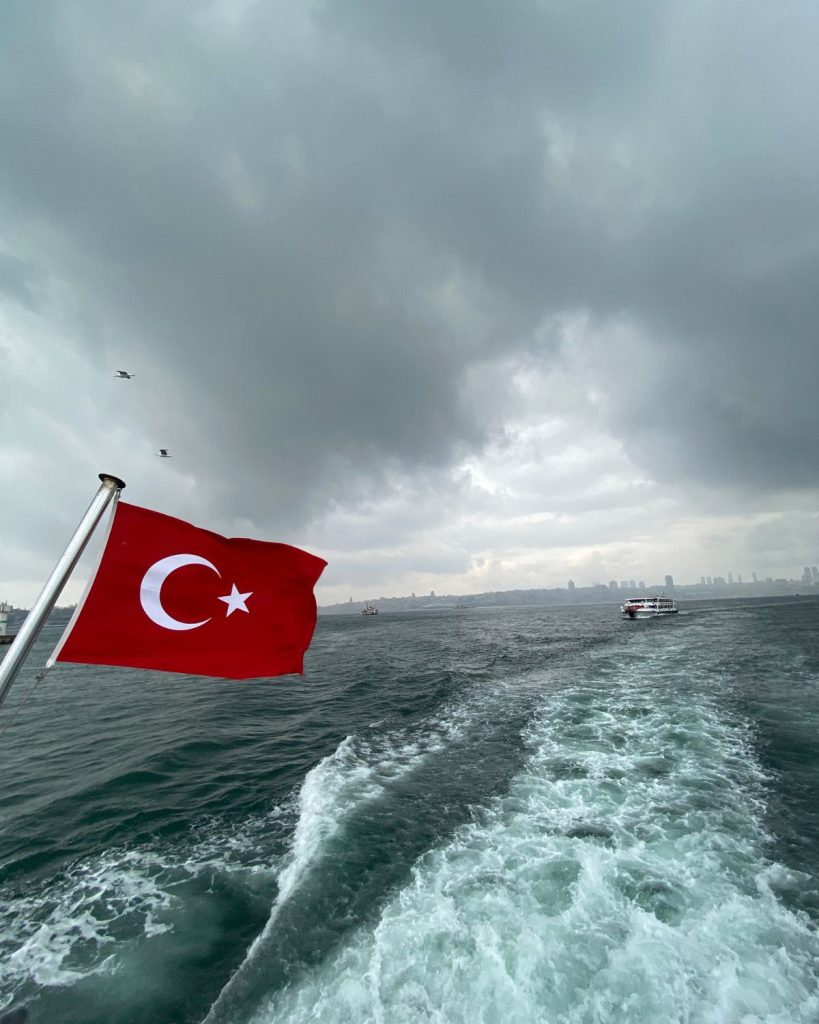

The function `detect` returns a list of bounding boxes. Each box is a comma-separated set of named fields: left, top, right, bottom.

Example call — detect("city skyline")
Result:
left=3, top=553, right=818, bottom=611
left=5, top=557, right=819, bottom=616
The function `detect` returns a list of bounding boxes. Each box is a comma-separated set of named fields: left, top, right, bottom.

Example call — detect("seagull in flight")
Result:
left=157, top=449, right=171, bottom=458
left=114, top=370, right=135, bottom=379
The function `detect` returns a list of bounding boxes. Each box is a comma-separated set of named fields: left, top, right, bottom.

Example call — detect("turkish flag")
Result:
left=54, top=502, right=327, bottom=679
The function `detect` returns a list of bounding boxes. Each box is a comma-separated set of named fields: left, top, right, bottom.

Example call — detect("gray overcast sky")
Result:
left=1, top=0, right=818, bottom=606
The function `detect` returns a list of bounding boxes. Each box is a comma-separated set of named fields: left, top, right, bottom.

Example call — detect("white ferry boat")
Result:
left=361, top=603, right=378, bottom=616
left=621, top=596, right=678, bottom=619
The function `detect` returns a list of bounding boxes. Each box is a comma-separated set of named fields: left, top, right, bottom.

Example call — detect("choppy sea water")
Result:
left=1, top=597, right=819, bottom=1024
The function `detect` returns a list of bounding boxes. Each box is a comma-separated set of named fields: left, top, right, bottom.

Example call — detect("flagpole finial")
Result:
left=99, top=473, right=126, bottom=490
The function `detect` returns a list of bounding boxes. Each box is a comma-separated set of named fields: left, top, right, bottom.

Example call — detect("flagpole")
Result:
left=0, top=473, right=126, bottom=710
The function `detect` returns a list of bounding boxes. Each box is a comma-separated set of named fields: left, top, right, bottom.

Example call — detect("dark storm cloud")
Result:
left=1, top=0, right=818, bottom=534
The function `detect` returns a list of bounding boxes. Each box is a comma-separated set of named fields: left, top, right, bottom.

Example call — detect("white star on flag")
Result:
left=218, top=584, right=253, bottom=616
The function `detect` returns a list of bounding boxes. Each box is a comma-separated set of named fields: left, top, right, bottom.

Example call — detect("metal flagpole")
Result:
left=0, top=473, right=126, bottom=710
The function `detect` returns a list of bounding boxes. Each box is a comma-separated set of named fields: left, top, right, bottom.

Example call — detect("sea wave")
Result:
left=243, top=641, right=819, bottom=1023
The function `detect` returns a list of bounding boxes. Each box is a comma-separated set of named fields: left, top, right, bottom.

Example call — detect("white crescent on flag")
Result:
left=139, top=553, right=221, bottom=631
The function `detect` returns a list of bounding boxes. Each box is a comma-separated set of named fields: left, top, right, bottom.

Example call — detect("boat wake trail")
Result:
left=232, top=641, right=819, bottom=1024
left=202, top=681, right=539, bottom=1024
left=0, top=807, right=291, bottom=1017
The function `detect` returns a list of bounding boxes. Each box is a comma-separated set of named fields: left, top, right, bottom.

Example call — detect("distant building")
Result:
left=812, top=567, right=819, bottom=582
left=707, top=576, right=713, bottom=586
left=568, top=580, right=575, bottom=591
left=700, top=576, right=706, bottom=586
left=728, top=572, right=734, bottom=584
left=609, top=580, right=618, bottom=590
left=638, top=581, right=645, bottom=590
left=803, top=567, right=812, bottom=584
left=620, top=580, right=629, bottom=590
left=752, top=572, right=758, bottom=583
left=664, top=575, right=674, bottom=589
left=628, top=580, right=636, bottom=590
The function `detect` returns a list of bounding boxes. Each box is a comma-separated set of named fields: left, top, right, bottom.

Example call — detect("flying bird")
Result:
left=157, top=449, right=171, bottom=458
left=114, top=370, right=135, bottom=379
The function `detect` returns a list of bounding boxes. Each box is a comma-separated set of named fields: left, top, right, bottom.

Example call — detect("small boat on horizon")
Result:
left=0, top=601, right=14, bottom=644
left=621, top=596, right=678, bottom=619
left=361, top=603, right=378, bottom=616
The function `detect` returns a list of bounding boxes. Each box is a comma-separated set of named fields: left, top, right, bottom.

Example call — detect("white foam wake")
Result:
left=203, top=721, right=463, bottom=1024
left=0, top=850, right=173, bottom=992
left=249, top=647, right=819, bottom=1024
left=0, top=806, right=288, bottom=1007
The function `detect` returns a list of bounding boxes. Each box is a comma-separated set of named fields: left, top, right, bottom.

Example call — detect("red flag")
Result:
left=54, top=502, right=327, bottom=679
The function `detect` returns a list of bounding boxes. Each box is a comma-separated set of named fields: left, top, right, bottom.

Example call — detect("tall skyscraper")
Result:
left=664, top=574, right=674, bottom=589
left=568, top=579, right=575, bottom=591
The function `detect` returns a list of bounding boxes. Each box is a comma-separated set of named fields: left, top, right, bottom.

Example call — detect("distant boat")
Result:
left=361, top=603, right=378, bottom=616
left=621, top=596, right=678, bottom=619
left=0, top=601, right=14, bottom=644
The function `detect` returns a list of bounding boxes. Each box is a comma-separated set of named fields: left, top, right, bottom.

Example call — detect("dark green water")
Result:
left=2, top=598, right=819, bottom=1023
